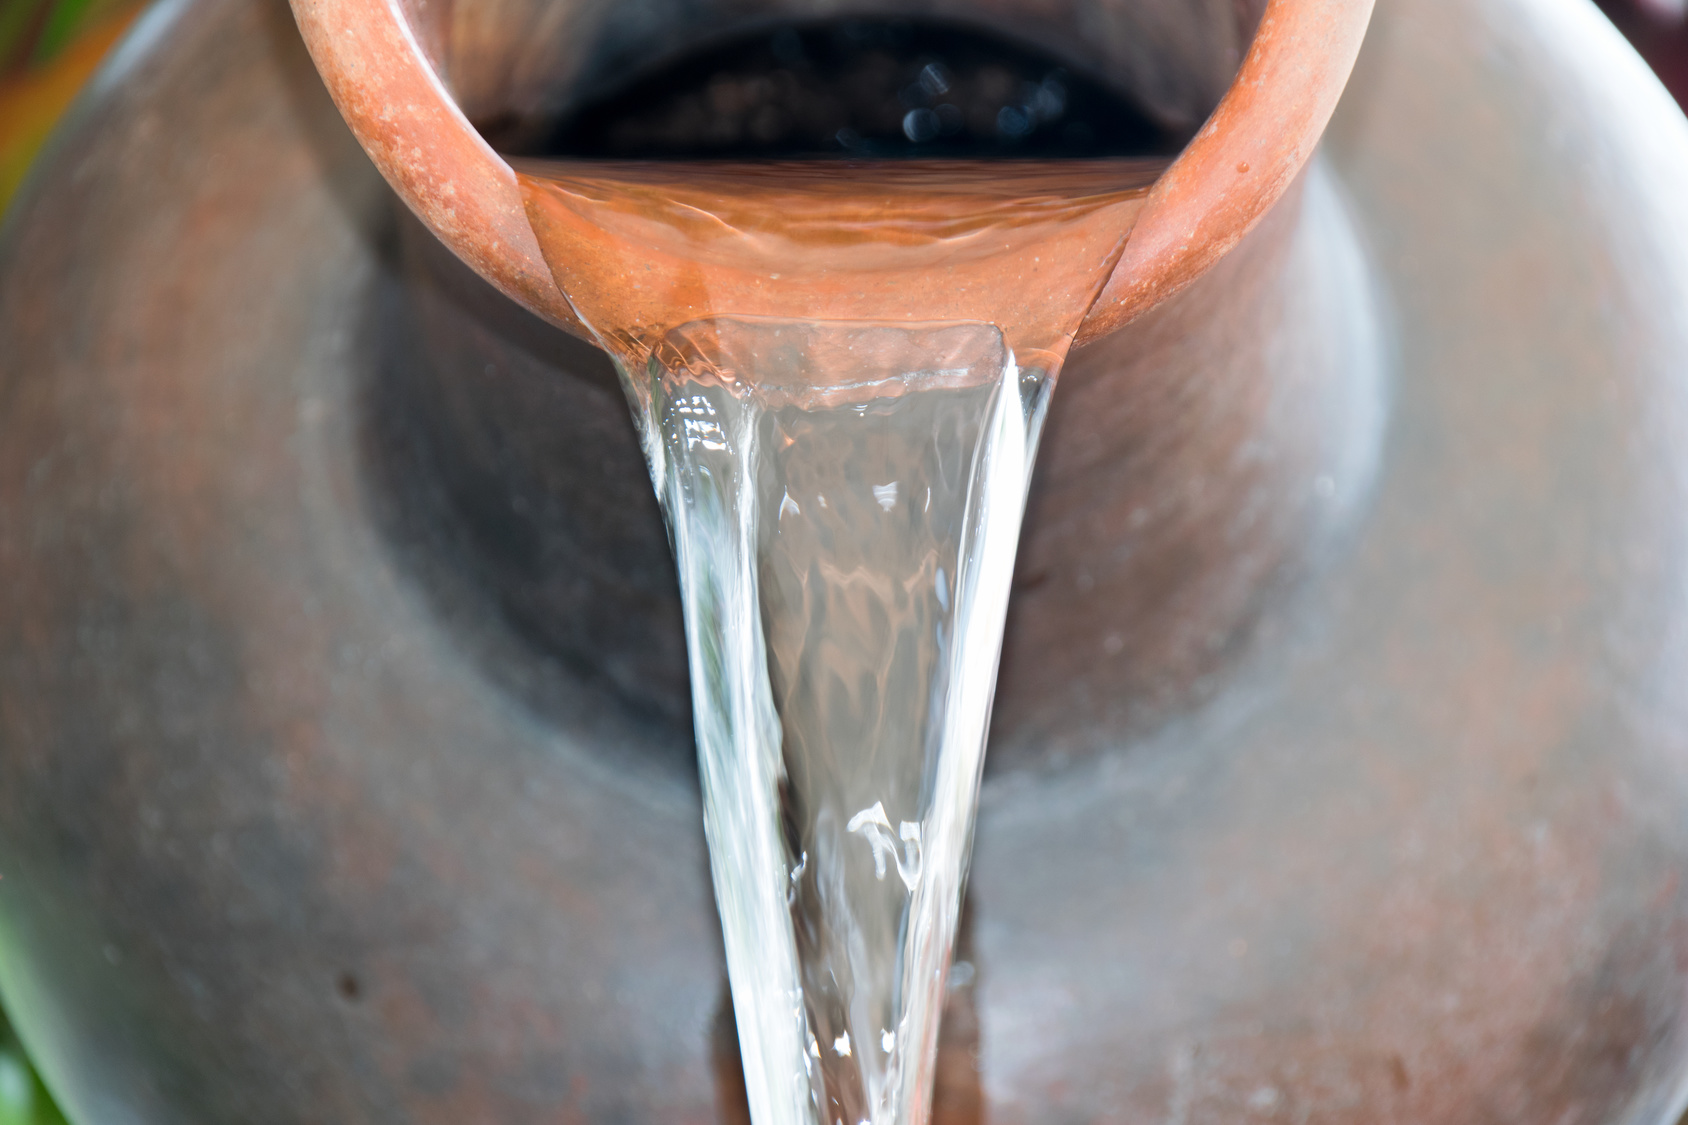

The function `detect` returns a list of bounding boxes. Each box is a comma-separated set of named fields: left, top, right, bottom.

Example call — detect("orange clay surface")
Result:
left=517, top=157, right=1167, bottom=375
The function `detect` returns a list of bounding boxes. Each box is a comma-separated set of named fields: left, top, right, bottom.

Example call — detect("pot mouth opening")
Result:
left=493, top=17, right=1193, bottom=162
left=391, top=0, right=1261, bottom=162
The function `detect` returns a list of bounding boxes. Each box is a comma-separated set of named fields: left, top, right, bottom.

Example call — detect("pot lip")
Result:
left=1076, top=0, right=1376, bottom=342
left=287, top=0, right=1375, bottom=343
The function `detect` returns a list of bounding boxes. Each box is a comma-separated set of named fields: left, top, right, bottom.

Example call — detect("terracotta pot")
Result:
left=3, top=0, right=1688, bottom=1122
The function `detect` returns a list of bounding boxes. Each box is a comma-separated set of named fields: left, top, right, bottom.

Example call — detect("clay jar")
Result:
left=7, top=0, right=1688, bottom=1122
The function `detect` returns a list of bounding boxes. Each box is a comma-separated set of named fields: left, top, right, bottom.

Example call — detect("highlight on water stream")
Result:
left=495, top=18, right=1186, bottom=1125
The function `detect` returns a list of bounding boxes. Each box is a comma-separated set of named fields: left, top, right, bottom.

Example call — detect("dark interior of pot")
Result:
left=391, top=0, right=1265, bottom=145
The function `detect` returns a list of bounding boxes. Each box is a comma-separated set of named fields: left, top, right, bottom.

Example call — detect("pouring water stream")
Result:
left=512, top=157, right=1167, bottom=1125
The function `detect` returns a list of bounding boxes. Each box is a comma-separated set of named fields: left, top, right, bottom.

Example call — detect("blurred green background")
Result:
left=1, top=0, right=137, bottom=212
left=0, top=1008, right=68, bottom=1125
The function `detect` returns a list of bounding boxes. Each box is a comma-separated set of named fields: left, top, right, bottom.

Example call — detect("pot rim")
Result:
left=287, top=0, right=1376, bottom=341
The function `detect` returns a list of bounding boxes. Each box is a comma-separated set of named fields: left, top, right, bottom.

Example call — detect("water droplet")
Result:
left=903, top=108, right=940, bottom=143
left=996, top=105, right=1033, bottom=138
left=918, top=62, right=952, bottom=96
